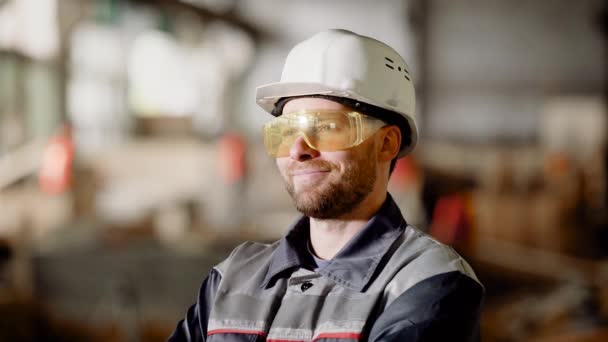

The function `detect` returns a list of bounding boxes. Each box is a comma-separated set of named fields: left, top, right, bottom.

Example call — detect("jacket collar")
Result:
left=261, top=193, right=407, bottom=292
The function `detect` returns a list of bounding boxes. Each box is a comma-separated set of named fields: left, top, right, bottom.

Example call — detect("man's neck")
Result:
left=309, top=192, right=387, bottom=260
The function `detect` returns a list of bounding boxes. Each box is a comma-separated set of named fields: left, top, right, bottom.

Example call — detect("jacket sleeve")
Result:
left=368, top=271, right=484, bottom=342
left=167, top=268, right=222, bottom=342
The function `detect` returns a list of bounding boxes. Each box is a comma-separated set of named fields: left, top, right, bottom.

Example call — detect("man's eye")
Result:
left=314, top=123, right=337, bottom=133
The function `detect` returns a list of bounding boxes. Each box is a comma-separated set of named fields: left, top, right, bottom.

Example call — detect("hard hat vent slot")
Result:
left=384, top=56, right=411, bottom=82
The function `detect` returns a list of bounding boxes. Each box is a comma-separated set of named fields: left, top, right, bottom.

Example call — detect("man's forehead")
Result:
left=281, top=97, right=351, bottom=114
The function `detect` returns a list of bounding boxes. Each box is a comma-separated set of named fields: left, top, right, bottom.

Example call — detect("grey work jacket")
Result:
left=169, top=194, right=484, bottom=341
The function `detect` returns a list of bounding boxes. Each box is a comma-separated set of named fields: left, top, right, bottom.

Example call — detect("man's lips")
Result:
left=291, top=169, right=330, bottom=176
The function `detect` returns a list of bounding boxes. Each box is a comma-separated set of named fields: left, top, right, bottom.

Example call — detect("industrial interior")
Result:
left=0, top=0, right=607, bottom=341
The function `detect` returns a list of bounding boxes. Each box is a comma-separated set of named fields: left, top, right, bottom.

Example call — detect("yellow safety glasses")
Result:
left=263, top=110, right=387, bottom=158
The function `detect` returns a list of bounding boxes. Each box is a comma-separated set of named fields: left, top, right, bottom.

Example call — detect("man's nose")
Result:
left=289, top=136, right=320, bottom=161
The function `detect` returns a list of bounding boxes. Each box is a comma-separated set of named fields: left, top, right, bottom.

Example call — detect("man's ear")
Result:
left=378, top=125, right=401, bottom=162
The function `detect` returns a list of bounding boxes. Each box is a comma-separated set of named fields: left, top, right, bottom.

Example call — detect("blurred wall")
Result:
left=425, top=0, right=605, bottom=142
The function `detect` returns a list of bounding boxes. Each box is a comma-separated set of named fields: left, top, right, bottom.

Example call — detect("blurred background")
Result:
left=0, top=0, right=607, bottom=341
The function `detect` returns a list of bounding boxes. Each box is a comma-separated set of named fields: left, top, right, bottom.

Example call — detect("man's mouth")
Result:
left=291, top=169, right=330, bottom=176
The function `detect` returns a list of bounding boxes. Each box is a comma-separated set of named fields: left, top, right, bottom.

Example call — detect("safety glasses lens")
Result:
left=263, top=110, right=383, bottom=157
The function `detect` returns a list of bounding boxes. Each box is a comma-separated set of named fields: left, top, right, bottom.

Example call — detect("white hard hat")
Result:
left=256, top=29, right=418, bottom=157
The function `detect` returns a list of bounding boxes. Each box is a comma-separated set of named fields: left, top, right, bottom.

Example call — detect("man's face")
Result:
left=276, top=98, right=379, bottom=219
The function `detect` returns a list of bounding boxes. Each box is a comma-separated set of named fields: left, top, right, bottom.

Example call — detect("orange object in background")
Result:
left=429, top=194, right=470, bottom=246
left=217, top=132, right=246, bottom=184
left=39, top=126, right=74, bottom=195
left=390, top=156, right=420, bottom=189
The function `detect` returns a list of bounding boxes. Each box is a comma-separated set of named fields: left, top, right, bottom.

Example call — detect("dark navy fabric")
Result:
left=168, top=268, right=221, bottom=342
left=366, top=271, right=483, bottom=342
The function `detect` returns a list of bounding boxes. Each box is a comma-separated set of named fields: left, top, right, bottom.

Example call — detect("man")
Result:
left=169, top=29, right=483, bottom=342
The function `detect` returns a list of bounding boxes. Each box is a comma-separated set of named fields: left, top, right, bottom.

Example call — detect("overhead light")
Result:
left=0, top=0, right=59, bottom=60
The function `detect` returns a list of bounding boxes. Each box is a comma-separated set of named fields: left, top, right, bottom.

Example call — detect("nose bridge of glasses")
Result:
left=292, top=130, right=317, bottom=150
left=288, top=133, right=320, bottom=159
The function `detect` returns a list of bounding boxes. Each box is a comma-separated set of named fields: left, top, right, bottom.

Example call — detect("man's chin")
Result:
left=291, top=182, right=321, bottom=195
left=292, top=190, right=323, bottom=208
left=291, top=189, right=346, bottom=219
left=294, top=202, right=332, bottom=219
